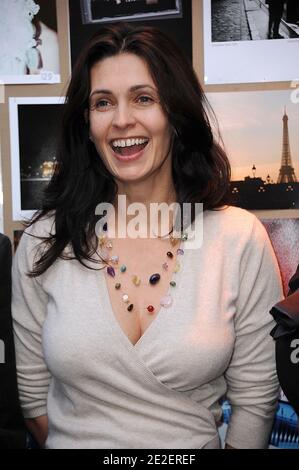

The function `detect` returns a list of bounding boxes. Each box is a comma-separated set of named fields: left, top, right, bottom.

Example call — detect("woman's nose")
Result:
left=111, top=102, right=136, bottom=128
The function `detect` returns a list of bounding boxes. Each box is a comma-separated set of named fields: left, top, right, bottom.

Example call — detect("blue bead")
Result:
left=149, top=273, right=161, bottom=285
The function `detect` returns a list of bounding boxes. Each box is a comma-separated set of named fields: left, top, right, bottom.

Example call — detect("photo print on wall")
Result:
left=203, top=0, right=299, bottom=84
left=69, top=0, right=192, bottom=68
left=80, top=0, right=183, bottom=24
left=207, top=89, right=299, bottom=210
left=0, top=0, right=60, bottom=84
left=9, top=97, right=65, bottom=221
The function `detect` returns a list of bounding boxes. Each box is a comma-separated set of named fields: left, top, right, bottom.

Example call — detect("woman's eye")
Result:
left=137, top=96, right=153, bottom=104
left=96, top=100, right=111, bottom=109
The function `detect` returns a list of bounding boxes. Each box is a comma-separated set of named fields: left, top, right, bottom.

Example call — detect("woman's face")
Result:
left=88, top=52, right=173, bottom=183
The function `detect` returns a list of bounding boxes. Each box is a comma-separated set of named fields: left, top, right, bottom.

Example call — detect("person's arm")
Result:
left=224, top=217, right=283, bottom=449
left=25, top=415, right=49, bottom=448
left=12, top=226, right=51, bottom=446
left=0, top=234, right=26, bottom=448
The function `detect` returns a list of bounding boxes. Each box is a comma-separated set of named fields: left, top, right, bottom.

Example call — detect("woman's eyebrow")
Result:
left=89, top=84, right=157, bottom=99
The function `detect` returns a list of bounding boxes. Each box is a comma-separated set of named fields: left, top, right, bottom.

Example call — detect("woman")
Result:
left=12, top=23, right=283, bottom=449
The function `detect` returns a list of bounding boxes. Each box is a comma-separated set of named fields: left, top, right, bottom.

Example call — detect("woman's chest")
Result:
left=103, top=238, right=182, bottom=345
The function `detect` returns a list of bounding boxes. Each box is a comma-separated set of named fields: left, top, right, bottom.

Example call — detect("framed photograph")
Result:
left=261, top=218, right=299, bottom=295
left=80, top=0, right=183, bottom=25
left=69, top=0, right=192, bottom=69
left=9, top=97, right=65, bottom=221
left=0, top=0, right=60, bottom=84
left=207, top=89, right=299, bottom=210
left=203, top=0, right=299, bottom=84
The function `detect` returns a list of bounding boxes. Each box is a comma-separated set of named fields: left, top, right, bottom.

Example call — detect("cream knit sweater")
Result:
left=12, top=206, right=283, bottom=449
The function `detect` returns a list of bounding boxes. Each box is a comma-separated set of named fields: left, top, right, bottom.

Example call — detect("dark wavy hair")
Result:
left=28, top=22, right=231, bottom=276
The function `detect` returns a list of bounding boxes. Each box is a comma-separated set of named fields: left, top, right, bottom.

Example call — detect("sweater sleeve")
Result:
left=224, top=217, right=283, bottom=449
left=12, top=226, right=51, bottom=419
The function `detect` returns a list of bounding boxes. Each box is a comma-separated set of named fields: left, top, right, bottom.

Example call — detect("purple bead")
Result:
left=177, top=248, right=184, bottom=255
left=149, top=273, right=161, bottom=285
left=107, top=266, right=115, bottom=278
left=160, top=295, right=173, bottom=308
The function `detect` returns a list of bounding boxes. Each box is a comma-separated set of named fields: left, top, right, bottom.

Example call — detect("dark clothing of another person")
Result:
left=270, top=265, right=299, bottom=417
left=267, top=0, right=285, bottom=38
left=0, top=234, right=26, bottom=448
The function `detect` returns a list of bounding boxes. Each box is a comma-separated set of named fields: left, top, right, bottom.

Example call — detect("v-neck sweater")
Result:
left=12, top=206, right=283, bottom=449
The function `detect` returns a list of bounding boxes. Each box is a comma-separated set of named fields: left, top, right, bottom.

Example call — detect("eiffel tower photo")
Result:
left=277, top=108, right=298, bottom=184
left=230, top=106, right=299, bottom=210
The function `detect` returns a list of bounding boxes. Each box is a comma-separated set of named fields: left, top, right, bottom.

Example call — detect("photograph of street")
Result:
left=203, top=0, right=299, bottom=83
left=9, top=97, right=64, bottom=220
left=212, top=0, right=299, bottom=42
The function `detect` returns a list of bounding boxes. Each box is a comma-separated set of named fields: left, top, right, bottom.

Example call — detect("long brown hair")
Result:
left=28, top=22, right=231, bottom=276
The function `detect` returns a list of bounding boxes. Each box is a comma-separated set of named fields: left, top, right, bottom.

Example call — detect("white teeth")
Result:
left=111, top=138, right=149, bottom=148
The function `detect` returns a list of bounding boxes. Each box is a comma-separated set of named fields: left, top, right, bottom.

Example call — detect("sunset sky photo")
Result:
left=207, top=90, right=299, bottom=183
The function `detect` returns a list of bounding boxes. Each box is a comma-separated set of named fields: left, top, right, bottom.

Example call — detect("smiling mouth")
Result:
left=111, top=141, right=149, bottom=157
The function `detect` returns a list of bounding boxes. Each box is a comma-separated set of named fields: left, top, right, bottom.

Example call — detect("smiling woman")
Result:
left=12, top=23, right=283, bottom=450
left=88, top=53, right=173, bottom=183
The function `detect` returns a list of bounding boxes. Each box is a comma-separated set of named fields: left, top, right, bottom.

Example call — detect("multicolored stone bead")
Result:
left=162, top=262, right=168, bottom=271
left=177, top=248, right=184, bottom=255
left=181, top=233, right=188, bottom=241
left=170, top=281, right=176, bottom=287
left=131, top=275, right=141, bottom=286
left=107, top=266, right=115, bottom=277
left=127, top=304, right=134, bottom=312
left=147, top=305, right=155, bottom=313
left=166, top=251, right=173, bottom=259
left=106, top=241, right=113, bottom=250
left=160, top=295, right=173, bottom=308
left=110, top=255, right=119, bottom=264
left=98, top=235, right=106, bottom=247
left=170, top=235, right=179, bottom=246
left=149, top=273, right=161, bottom=285
left=120, top=265, right=127, bottom=273
left=115, top=283, right=121, bottom=289
left=122, top=294, right=129, bottom=303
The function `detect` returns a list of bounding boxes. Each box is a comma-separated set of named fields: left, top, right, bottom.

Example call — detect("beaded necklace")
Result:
left=98, top=224, right=187, bottom=314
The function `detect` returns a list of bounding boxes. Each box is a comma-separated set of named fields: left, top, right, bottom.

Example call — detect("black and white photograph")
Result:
left=0, top=0, right=60, bottom=84
left=212, top=0, right=299, bottom=42
left=69, top=0, right=192, bottom=68
left=80, top=0, right=182, bottom=25
left=207, top=89, right=299, bottom=210
left=203, top=0, right=299, bottom=84
left=9, top=97, right=64, bottom=221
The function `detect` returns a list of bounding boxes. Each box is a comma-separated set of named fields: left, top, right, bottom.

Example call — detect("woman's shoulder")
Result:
left=203, top=205, right=267, bottom=243
left=23, top=212, right=56, bottom=239
left=19, top=213, right=56, bottom=255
